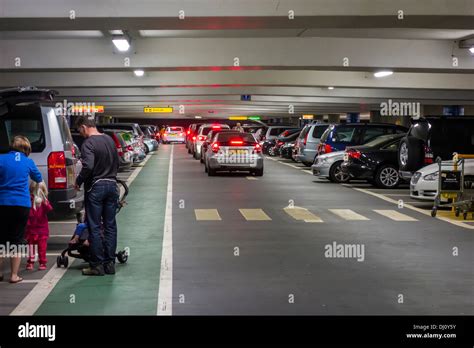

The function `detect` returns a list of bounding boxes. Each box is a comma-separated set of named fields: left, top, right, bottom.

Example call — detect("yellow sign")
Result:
left=144, top=107, right=174, bottom=113
left=303, top=114, right=314, bottom=119
left=72, top=105, right=104, bottom=114
left=229, top=116, right=248, bottom=121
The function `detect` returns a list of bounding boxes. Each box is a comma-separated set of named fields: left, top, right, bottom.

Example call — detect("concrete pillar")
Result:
left=370, top=110, right=381, bottom=123
left=327, top=114, right=340, bottom=124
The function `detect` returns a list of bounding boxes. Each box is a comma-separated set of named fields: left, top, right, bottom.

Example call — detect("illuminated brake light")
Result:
left=192, top=136, right=197, bottom=141
left=180, top=132, right=184, bottom=136
left=230, top=140, right=244, bottom=145
left=48, top=151, right=67, bottom=189
left=198, top=135, right=207, bottom=141
left=253, top=143, right=262, bottom=153
left=347, top=149, right=361, bottom=160
left=187, top=130, right=191, bottom=135
left=424, top=145, right=434, bottom=164
left=211, top=142, right=220, bottom=153
left=324, top=144, right=332, bottom=154
left=212, top=126, right=221, bottom=129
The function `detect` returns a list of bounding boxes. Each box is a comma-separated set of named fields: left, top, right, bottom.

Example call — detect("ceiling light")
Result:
left=134, top=70, right=145, bottom=77
left=112, top=37, right=130, bottom=52
left=374, top=70, right=394, bottom=78
left=328, top=86, right=335, bottom=90
left=470, top=47, right=474, bottom=54
left=195, top=116, right=202, bottom=119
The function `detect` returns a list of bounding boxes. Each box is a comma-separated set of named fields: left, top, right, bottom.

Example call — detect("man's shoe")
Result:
left=103, top=262, right=115, bottom=275
left=82, top=265, right=105, bottom=276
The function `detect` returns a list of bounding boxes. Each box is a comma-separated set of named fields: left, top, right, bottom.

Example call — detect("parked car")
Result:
left=312, top=151, right=349, bottom=183
left=200, top=129, right=235, bottom=163
left=162, top=126, right=185, bottom=144
left=193, top=124, right=230, bottom=160
left=341, top=134, right=405, bottom=188
left=0, top=87, right=83, bottom=215
left=398, top=116, right=474, bottom=180
left=270, top=129, right=301, bottom=157
left=257, top=125, right=300, bottom=142
left=186, top=123, right=204, bottom=151
left=295, top=123, right=330, bottom=166
left=98, top=123, right=146, bottom=154
left=318, top=123, right=407, bottom=156
left=140, top=125, right=159, bottom=152
left=410, top=159, right=474, bottom=201
left=99, top=130, right=134, bottom=171
left=280, top=141, right=296, bottom=160
left=204, top=131, right=264, bottom=176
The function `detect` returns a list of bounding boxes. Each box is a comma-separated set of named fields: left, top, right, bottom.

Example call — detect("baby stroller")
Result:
left=57, top=179, right=130, bottom=268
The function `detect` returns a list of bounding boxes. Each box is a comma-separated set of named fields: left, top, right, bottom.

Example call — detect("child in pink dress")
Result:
left=25, top=182, right=53, bottom=271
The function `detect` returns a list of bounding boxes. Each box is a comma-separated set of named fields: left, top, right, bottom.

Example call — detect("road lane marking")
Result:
left=302, top=170, right=313, bottom=175
left=329, top=209, right=370, bottom=221
left=351, top=187, right=474, bottom=230
left=11, top=153, right=151, bottom=316
left=49, top=234, right=72, bottom=238
left=373, top=210, right=418, bottom=222
left=239, top=209, right=272, bottom=221
left=157, top=146, right=174, bottom=315
left=246, top=176, right=258, bottom=180
left=195, top=209, right=222, bottom=221
left=284, top=207, right=323, bottom=223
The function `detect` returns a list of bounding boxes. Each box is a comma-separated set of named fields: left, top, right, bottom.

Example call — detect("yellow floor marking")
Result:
left=284, top=207, right=323, bottom=222
left=373, top=209, right=418, bottom=221
left=195, top=209, right=222, bottom=221
left=329, top=209, right=370, bottom=221
left=239, top=209, right=272, bottom=221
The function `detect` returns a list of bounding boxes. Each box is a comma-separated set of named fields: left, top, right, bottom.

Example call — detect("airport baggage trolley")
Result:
left=431, top=154, right=474, bottom=219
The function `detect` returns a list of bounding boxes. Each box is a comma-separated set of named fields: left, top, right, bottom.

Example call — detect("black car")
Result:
left=398, top=116, right=474, bottom=180
left=341, top=134, right=405, bottom=189
left=271, top=129, right=301, bottom=156
left=280, top=141, right=296, bottom=160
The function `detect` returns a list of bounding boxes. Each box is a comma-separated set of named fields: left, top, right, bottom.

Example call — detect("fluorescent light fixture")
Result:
left=195, top=116, right=202, bottom=119
left=374, top=70, right=394, bottom=78
left=328, top=86, right=335, bottom=90
left=470, top=47, right=474, bottom=54
left=112, top=37, right=130, bottom=52
left=134, top=70, right=145, bottom=77
left=109, top=30, right=124, bottom=35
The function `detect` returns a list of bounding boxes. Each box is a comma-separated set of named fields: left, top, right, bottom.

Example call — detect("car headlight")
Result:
left=423, top=172, right=439, bottom=181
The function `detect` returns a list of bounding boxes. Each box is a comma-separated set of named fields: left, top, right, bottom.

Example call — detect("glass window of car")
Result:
left=360, top=127, right=389, bottom=143
left=298, top=125, right=310, bottom=139
left=167, top=126, right=183, bottom=132
left=311, top=125, right=328, bottom=139
left=332, top=126, right=359, bottom=143
left=0, top=104, right=45, bottom=153
left=382, top=140, right=401, bottom=151
left=57, top=113, right=74, bottom=151
left=216, top=132, right=257, bottom=143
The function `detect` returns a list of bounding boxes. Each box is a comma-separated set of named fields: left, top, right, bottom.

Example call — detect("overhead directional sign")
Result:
left=71, top=105, right=104, bottom=114
left=302, top=114, right=314, bottom=119
left=229, top=116, right=248, bottom=121
left=144, top=107, right=173, bottom=113
left=248, top=116, right=261, bottom=121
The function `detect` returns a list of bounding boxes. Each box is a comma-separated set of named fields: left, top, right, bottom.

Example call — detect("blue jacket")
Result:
left=0, top=151, right=43, bottom=208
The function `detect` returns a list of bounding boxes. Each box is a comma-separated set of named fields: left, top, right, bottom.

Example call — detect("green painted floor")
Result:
left=35, top=147, right=171, bottom=315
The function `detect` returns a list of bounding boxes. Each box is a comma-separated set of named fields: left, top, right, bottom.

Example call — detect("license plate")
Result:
left=343, top=153, right=348, bottom=161
left=441, top=193, right=457, bottom=199
left=228, top=149, right=248, bottom=155
left=168, top=134, right=176, bottom=136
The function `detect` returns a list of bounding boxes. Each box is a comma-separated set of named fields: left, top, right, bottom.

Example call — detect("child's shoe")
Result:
left=38, top=264, right=47, bottom=271
left=26, top=263, right=34, bottom=271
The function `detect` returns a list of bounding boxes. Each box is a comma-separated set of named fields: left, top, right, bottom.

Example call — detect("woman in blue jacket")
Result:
left=0, top=136, right=43, bottom=283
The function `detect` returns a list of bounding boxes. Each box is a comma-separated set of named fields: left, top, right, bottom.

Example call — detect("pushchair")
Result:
left=56, top=179, right=130, bottom=268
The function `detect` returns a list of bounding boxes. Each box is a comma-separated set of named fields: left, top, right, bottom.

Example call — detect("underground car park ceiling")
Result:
left=0, top=0, right=474, bottom=346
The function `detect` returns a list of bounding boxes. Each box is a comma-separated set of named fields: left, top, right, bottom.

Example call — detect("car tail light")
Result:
left=180, top=132, right=184, bottom=136
left=111, top=134, right=123, bottom=156
left=277, top=141, right=284, bottom=146
left=192, top=136, right=197, bottom=141
left=424, top=145, right=434, bottom=164
left=303, top=131, right=309, bottom=146
left=253, top=143, right=262, bottom=154
left=211, top=142, right=220, bottom=153
left=282, top=131, right=290, bottom=137
left=127, top=145, right=133, bottom=152
left=212, top=125, right=221, bottom=129
left=187, top=130, right=191, bottom=135
left=230, top=140, right=244, bottom=145
left=319, top=143, right=332, bottom=154
left=48, top=151, right=67, bottom=189
left=347, top=149, right=361, bottom=160
left=198, top=135, right=207, bottom=141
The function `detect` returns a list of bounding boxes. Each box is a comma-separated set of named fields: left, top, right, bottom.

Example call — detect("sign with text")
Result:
left=144, top=107, right=173, bottom=113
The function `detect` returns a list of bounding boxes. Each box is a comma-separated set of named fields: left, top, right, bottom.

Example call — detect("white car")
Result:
left=410, top=159, right=474, bottom=201
left=193, top=123, right=230, bottom=160
left=163, top=126, right=185, bottom=143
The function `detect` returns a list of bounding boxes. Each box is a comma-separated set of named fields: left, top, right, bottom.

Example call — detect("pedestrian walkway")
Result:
left=28, top=148, right=171, bottom=315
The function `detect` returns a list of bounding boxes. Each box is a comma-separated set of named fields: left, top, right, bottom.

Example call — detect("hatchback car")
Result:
left=295, top=123, right=330, bottom=166
left=0, top=87, right=83, bottom=215
left=204, top=132, right=263, bottom=176
left=193, top=124, right=230, bottom=160
left=312, top=151, right=348, bottom=183
left=163, top=126, right=186, bottom=144
left=186, top=123, right=204, bottom=151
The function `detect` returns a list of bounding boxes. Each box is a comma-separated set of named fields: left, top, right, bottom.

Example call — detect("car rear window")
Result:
left=217, top=132, right=256, bottom=143
left=168, top=127, right=183, bottom=132
left=299, top=125, right=310, bottom=139
left=332, top=126, right=358, bottom=143
left=311, top=125, right=328, bottom=139
left=270, top=127, right=296, bottom=136
left=0, top=104, right=46, bottom=153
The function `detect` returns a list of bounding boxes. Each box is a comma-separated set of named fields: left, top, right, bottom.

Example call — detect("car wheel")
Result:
left=194, top=150, right=199, bottom=160
left=375, top=165, right=400, bottom=189
left=208, top=167, right=216, bottom=176
left=328, top=161, right=350, bottom=183
left=254, top=168, right=264, bottom=176
left=398, top=137, right=424, bottom=172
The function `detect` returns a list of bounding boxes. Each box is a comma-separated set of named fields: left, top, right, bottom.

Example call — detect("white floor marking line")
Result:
left=10, top=153, right=152, bottom=316
left=49, top=234, right=73, bottom=238
left=49, top=221, right=76, bottom=224
left=246, top=176, right=258, bottom=180
left=157, top=146, right=173, bottom=315
left=373, top=210, right=418, bottom=222
left=329, top=209, right=370, bottom=221
left=302, top=170, right=313, bottom=175
left=351, top=187, right=474, bottom=230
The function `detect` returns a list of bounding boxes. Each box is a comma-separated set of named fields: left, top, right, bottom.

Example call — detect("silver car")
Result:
left=204, top=132, right=264, bottom=176
left=295, top=123, right=330, bottom=166
left=312, top=151, right=350, bottom=183
left=193, top=123, right=230, bottom=160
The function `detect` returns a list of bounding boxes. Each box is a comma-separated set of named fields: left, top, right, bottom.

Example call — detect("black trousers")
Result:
left=0, top=205, right=30, bottom=245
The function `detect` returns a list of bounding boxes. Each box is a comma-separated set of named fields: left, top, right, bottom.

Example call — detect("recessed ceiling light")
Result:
left=134, top=70, right=145, bottom=77
left=469, top=47, right=474, bottom=54
left=374, top=70, right=394, bottom=78
left=328, top=86, right=335, bottom=90
left=195, top=116, right=202, bottom=119
left=112, top=37, right=130, bottom=52
left=109, top=30, right=124, bottom=35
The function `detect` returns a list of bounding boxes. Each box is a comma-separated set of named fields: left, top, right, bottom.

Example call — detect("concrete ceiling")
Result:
left=1, top=0, right=474, bottom=119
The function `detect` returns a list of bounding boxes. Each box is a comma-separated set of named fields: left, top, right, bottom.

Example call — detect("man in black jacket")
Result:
left=75, top=116, right=120, bottom=276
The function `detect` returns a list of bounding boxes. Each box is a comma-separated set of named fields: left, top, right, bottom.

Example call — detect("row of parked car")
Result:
left=0, top=87, right=160, bottom=217
left=261, top=117, right=474, bottom=195
left=184, top=123, right=264, bottom=176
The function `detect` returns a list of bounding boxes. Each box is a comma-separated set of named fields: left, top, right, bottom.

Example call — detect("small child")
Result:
left=25, top=182, right=52, bottom=271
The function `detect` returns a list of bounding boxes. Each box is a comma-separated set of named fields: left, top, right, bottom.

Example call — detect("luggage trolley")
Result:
left=431, top=154, right=474, bottom=220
